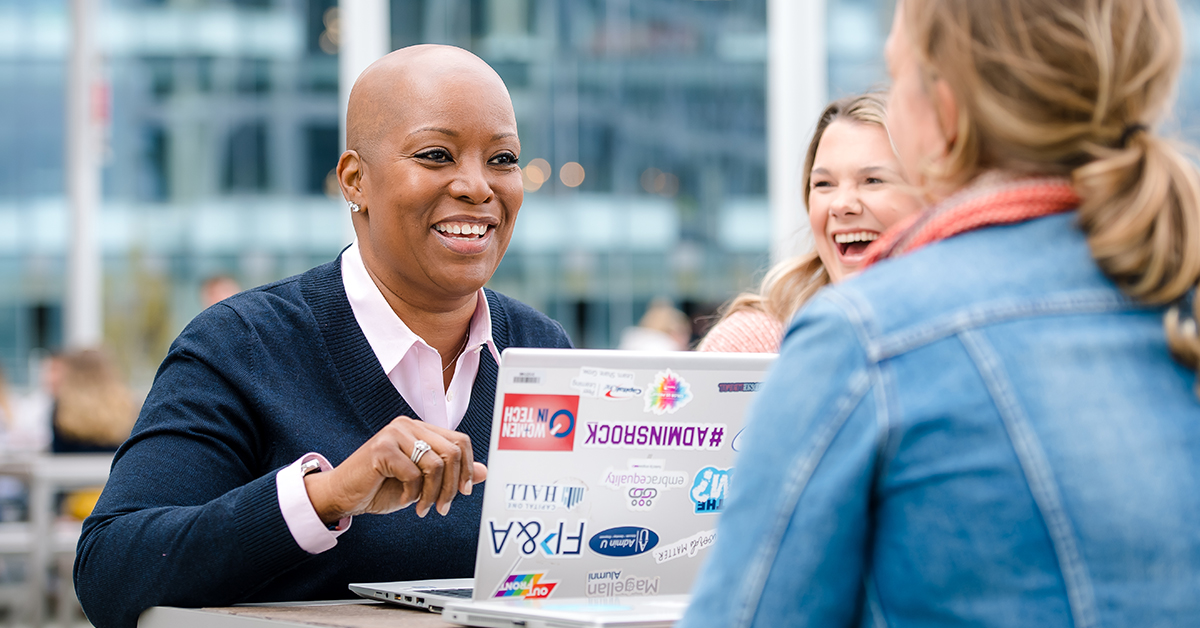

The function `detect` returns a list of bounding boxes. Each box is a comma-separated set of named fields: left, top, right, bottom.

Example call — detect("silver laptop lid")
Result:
left=473, top=348, right=774, bottom=602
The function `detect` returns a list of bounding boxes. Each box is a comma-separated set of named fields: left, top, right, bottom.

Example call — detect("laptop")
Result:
left=443, top=594, right=692, bottom=628
left=351, top=348, right=774, bottom=616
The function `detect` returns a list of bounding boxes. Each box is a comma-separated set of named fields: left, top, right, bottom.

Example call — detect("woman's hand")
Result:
left=303, top=416, right=488, bottom=524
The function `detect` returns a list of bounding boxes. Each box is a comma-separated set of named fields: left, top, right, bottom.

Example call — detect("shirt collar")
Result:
left=341, top=241, right=499, bottom=373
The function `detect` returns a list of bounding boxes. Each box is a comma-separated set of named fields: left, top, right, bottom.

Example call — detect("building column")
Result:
left=768, top=0, right=827, bottom=264
left=65, top=0, right=104, bottom=348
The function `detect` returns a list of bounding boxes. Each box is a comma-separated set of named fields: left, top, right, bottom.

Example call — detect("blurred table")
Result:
left=139, top=600, right=460, bottom=628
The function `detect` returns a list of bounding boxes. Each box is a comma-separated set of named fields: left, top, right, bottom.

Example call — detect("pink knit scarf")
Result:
left=862, top=175, right=1081, bottom=268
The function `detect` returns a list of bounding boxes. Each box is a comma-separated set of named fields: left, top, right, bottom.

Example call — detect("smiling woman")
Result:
left=73, top=45, right=573, bottom=628
left=699, top=92, right=923, bottom=353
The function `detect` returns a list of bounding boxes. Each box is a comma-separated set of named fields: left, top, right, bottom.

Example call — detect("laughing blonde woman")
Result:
left=699, top=92, right=922, bottom=352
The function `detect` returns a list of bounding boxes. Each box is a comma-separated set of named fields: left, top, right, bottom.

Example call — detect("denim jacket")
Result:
left=680, top=213, right=1200, bottom=628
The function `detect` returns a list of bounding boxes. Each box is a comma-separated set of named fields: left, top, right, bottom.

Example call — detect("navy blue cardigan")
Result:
left=74, top=258, right=572, bottom=628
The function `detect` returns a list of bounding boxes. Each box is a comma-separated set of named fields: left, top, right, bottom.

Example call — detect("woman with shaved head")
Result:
left=74, top=45, right=572, bottom=628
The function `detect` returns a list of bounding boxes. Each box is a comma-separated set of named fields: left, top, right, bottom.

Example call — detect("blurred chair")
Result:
left=0, top=454, right=111, bottom=628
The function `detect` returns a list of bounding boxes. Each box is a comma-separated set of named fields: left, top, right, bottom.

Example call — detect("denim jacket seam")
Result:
left=826, top=288, right=898, bottom=480
left=733, top=367, right=873, bottom=628
left=870, top=291, right=1134, bottom=361
left=864, top=571, right=890, bottom=628
left=958, top=329, right=1099, bottom=628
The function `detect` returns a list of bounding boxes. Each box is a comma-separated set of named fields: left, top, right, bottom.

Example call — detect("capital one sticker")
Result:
left=498, top=394, right=580, bottom=451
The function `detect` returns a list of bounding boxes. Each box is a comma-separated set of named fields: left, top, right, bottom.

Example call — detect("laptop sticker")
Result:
left=644, top=369, right=693, bottom=415
left=493, top=573, right=558, bottom=599
left=717, top=381, right=762, bottom=393
left=498, top=394, right=580, bottom=451
left=652, top=529, right=716, bottom=564
left=601, top=459, right=687, bottom=512
left=505, top=481, right=587, bottom=512
left=510, top=370, right=545, bottom=386
left=588, top=526, right=660, bottom=557
left=689, top=466, right=732, bottom=514
left=586, top=571, right=661, bottom=598
left=571, top=367, right=641, bottom=400
left=583, top=421, right=727, bottom=450
left=489, top=518, right=587, bottom=558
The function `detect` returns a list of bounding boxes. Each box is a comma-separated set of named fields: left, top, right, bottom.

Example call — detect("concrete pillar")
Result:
left=768, top=0, right=827, bottom=264
left=65, top=0, right=104, bottom=348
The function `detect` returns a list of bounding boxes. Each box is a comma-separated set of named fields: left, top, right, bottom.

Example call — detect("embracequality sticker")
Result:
left=601, top=459, right=687, bottom=512
left=652, top=529, right=717, bottom=564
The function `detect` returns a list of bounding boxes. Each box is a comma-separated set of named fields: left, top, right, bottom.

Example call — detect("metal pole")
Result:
left=768, top=0, right=827, bottom=264
left=66, top=0, right=103, bottom=349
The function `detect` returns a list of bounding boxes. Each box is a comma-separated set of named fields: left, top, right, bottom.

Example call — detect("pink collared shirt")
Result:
left=275, top=242, right=501, bottom=553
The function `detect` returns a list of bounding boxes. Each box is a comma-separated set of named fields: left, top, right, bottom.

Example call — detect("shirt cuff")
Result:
left=276, top=453, right=352, bottom=554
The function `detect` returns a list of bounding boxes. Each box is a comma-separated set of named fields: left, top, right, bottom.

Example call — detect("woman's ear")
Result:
left=337, top=150, right=365, bottom=206
left=933, top=78, right=959, bottom=150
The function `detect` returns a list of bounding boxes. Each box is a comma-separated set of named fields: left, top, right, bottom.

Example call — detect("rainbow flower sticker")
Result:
left=644, top=369, right=694, bottom=415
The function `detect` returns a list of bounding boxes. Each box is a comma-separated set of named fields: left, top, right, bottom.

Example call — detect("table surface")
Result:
left=140, top=600, right=462, bottom=628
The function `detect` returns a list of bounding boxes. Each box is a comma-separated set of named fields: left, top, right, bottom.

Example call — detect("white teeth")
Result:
left=833, top=231, right=879, bottom=244
left=435, top=223, right=489, bottom=237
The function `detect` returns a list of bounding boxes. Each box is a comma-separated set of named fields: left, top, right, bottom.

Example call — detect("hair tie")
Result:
left=1119, top=123, right=1148, bottom=147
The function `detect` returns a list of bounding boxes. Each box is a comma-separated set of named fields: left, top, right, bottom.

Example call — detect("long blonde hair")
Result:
left=902, top=0, right=1200, bottom=391
left=54, top=349, right=136, bottom=447
left=717, top=92, right=889, bottom=324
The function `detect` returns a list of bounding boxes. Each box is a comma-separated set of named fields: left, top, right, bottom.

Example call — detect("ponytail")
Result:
left=1073, top=129, right=1200, bottom=390
left=904, top=0, right=1200, bottom=395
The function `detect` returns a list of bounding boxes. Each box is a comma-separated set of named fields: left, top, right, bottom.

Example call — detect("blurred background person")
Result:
left=0, top=362, right=13, bottom=441
left=200, top=274, right=242, bottom=309
left=48, top=349, right=136, bottom=454
left=699, top=92, right=923, bottom=353
left=682, top=0, right=1200, bottom=625
left=617, top=297, right=693, bottom=351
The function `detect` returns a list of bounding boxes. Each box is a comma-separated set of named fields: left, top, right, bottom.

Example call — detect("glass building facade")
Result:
left=1, top=0, right=1199, bottom=389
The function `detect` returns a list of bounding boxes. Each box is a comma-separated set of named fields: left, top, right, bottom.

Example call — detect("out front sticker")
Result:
left=498, top=393, right=580, bottom=451
left=493, top=573, right=558, bottom=599
left=644, top=369, right=693, bottom=415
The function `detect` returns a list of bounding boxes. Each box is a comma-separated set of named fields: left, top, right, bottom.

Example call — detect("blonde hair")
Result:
left=902, top=0, right=1200, bottom=392
left=54, top=349, right=136, bottom=447
left=717, top=92, right=889, bottom=324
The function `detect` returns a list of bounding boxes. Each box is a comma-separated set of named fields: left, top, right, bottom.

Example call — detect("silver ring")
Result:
left=410, top=439, right=432, bottom=464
